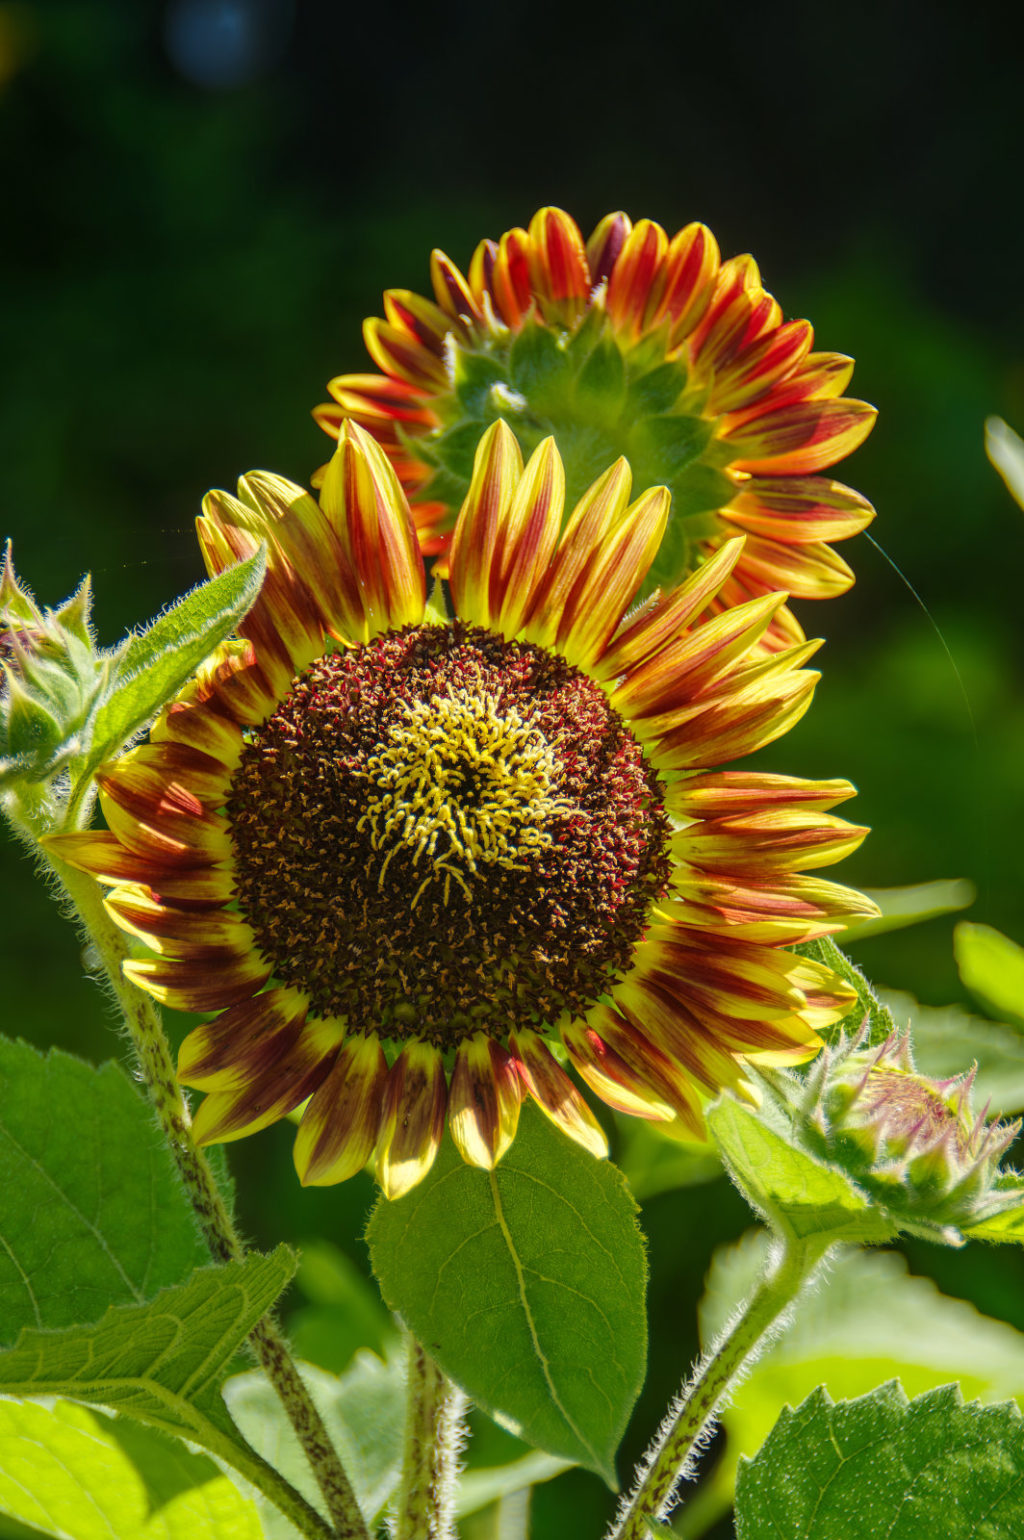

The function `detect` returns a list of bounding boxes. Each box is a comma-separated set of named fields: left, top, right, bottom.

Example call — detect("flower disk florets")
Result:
left=227, top=621, right=671, bottom=1047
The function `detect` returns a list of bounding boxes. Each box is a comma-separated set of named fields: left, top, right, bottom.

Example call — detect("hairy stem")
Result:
left=607, top=1232, right=827, bottom=1540
left=394, top=1337, right=466, bottom=1540
left=51, top=856, right=370, bottom=1540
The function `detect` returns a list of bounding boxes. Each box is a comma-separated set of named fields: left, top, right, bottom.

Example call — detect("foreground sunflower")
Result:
left=315, top=207, right=877, bottom=650
left=50, top=421, right=876, bottom=1198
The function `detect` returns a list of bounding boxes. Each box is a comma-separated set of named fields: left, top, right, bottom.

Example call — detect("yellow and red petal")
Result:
left=123, top=948, right=270, bottom=1011
left=606, top=219, right=669, bottom=338
left=97, top=757, right=232, bottom=868
left=520, top=457, right=633, bottom=650
left=447, top=419, right=523, bottom=627
left=668, top=771, right=857, bottom=820
left=527, top=207, right=591, bottom=325
left=363, top=315, right=449, bottom=391
left=492, top=437, right=565, bottom=638
left=190, top=1017, right=341, bottom=1146
left=594, top=536, right=746, bottom=679
left=509, top=1028, right=608, bottom=1159
left=586, top=211, right=632, bottom=288
left=672, top=809, right=870, bottom=874
left=375, top=1041, right=448, bottom=1200
left=566, top=1005, right=705, bottom=1137
left=448, top=1033, right=523, bottom=1170
left=430, top=249, right=484, bottom=328
left=294, top=1034, right=390, bottom=1186
left=724, top=476, right=875, bottom=544
left=178, top=985, right=309, bottom=1090
left=722, top=397, right=878, bottom=476
left=555, top=486, right=671, bottom=669
left=318, top=421, right=427, bottom=639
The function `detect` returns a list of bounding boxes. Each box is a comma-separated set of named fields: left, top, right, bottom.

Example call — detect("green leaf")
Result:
left=707, top=1096, right=895, bottom=1245
left=0, top=1249, right=295, bottom=1453
left=223, top=1351, right=405, bottom=1536
left=986, top=415, right=1024, bottom=510
left=735, top=1382, right=1024, bottom=1539
left=0, top=1038, right=211, bottom=1343
left=85, top=548, right=266, bottom=772
left=841, top=878, right=975, bottom=943
left=955, top=922, right=1024, bottom=1029
left=881, top=986, right=1024, bottom=1113
left=699, top=1233, right=1024, bottom=1519
left=366, top=1104, right=647, bottom=1485
left=455, top=1450, right=574, bottom=1519
left=0, top=1398, right=261, bottom=1540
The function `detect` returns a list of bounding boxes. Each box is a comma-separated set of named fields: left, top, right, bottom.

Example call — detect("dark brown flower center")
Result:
left=227, top=622, right=670, bottom=1047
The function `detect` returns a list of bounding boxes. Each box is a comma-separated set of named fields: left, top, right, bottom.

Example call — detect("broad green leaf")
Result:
left=955, top=922, right=1024, bottom=1029
left=287, top=1239, right=396, bottom=1373
left=223, top=1351, right=404, bottom=1536
left=85, top=548, right=266, bottom=771
left=794, top=936, right=895, bottom=1046
left=841, top=878, right=974, bottom=942
left=0, top=1037, right=210, bottom=1343
left=693, top=1233, right=1024, bottom=1525
left=0, top=1398, right=261, bottom=1540
left=455, top=1450, right=574, bottom=1519
left=881, top=987, right=1024, bottom=1113
left=735, top=1382, right=1024, bottom=1539
left=707, top=1096, right=895, bottom=1245
left=367, top=1105, right=647, bottom=1485
left=0, top=1250, right=294, bottom=1454
left=987, top=415, right=1024, bottom=510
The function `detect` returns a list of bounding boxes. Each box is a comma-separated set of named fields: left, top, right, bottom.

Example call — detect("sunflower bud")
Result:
left=807, top=1029, right=1023, bottom=1240
left=0, top=543, right=107, bottom=801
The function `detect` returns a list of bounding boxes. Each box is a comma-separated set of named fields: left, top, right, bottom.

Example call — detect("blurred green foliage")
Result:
left=3, top=5, right=1024, bottom=1538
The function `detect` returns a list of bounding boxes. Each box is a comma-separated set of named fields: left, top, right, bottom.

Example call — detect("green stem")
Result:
left=394, top=1336, right=466, bottom=1540
left=607, top=1232, right=828, bottom=1540
left=50, top=856, right=370, bottom=1540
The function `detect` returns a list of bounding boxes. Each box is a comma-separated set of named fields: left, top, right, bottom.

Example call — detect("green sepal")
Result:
left=509, top=321, right=574, bottom=416
left=454, top=350, right=510, bottom=418
left=572, top=336, right=627, bottom=427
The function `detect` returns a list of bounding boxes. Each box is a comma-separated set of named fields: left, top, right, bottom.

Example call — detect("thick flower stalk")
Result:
left=314, top=207, right=876, bottom=648
left=48, top=420, right=876, bottom=1199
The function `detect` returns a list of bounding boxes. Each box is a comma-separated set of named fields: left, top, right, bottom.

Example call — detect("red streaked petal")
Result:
left=557, top=485, right=671, bottom=668
left=448, top=1034, right=523, bottom=1170
left=375, top=1041, right=448, bottom=1200
left=657, top=222, right=721, bottom=341
left=586, top=211, right=632, bottom=288
left=509, top=1029, right=608, bottom=1159
left=613, top=975, right=749, bottom=1094
left=606, top=219, right=669, bottom=337
left=178, top=986, right=308, bottom=1089
left=722, top=397, right=877, bottom=475
left=363, top=316, right=449, bottom=391
left=578, top=1005, right=706, bottom=1139
left=487, top=227, right=532, bottom=328
left=527, top=207, right=590, bottom=323
left=648, top=655, right=820, bottom=769
left=673, top=809, right=870, bottom=873
left=294, top=1034, right=390, bottom=1186
left=724, top=476, right=875, bottom=544
left=190, top=1017, right=340, bottom=1146
left=668, top=771, right=857, bottom=820
left=707, top=319, right=814, bottom=414
left=594, top=536, right=746, bottom=678
left=611, top=591, right=785, bottom=721
left=104, top=883, right=256, bottom=957
left=430, top=249, right=483, bottom=327
left=561, top=1018, right=675, bottom=1121
left=493, top=436, right=565, bottom=637
left=384, top=287, right=463, bottom=352
left=124, top=949, right=269, bottom=1011
left=521, top=458, right=633, bottom=650
left=736, top=535, right=856, bottom=599
left=150, top=698, right=244, bottom=766
left=98, top=767, right=231, bottom=869
left=42, top=831, right=229, bottom=900
left=448, top=419, right=523, bottom=627
left=318, top=421, right=426, bottom=638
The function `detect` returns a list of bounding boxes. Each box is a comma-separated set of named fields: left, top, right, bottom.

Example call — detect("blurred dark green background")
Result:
left=2, top=3, right=1024, bottom=1535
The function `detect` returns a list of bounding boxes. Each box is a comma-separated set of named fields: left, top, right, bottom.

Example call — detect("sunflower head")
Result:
left=49, top=420, right=877, bottom=1198
left=314, top=207, right=876, bottom=650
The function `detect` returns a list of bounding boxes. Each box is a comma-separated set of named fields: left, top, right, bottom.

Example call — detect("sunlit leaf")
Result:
left=986, top=415, right=1024, bottom=511
left=955, top=922, right=1024, bottom=1029
left=735, top=1382, right=1024, bottom=1539
left=0, top=1398, right=261, bottom=1540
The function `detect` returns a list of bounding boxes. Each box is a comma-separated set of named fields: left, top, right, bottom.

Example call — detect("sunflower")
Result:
left=314, top=207, right=877, bottom=651
left=49, top=421, right=876, bottom=1198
